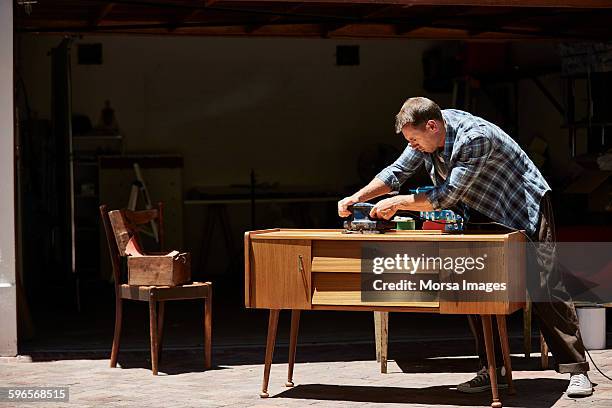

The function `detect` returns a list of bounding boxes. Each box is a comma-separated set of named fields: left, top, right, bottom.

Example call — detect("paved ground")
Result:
left=2, top=339, right=612, bottom=408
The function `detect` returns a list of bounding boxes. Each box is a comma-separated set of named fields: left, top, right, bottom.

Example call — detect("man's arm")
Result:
left=338, top=145, right=425, bottom=217
left=369, top=193, right=433, bottom=219
left=338, top=178, right=391, bottom=217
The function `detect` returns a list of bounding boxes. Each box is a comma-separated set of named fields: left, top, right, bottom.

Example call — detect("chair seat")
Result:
left=120, top=281, right=211, bottom=301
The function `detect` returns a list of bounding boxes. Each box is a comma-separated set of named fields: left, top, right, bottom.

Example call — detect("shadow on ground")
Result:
left=274, top=379, right=566, bottom=407
left=25, top=337, right=549, bottom=370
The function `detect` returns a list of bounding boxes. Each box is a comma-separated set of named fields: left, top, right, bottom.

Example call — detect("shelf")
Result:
left=563, top=121, right=612, bottom=129
left=73, top=160, right=98, bottom=166
left=73, top=134, right=122, bottom=141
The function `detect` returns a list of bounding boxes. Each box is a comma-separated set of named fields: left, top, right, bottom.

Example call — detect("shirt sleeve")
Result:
left=375, top=145, right=425, bottom=193
left=426, top=135, right=492, bottom=209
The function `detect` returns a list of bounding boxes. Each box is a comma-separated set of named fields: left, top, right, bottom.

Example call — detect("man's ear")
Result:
left=426, top=119, right=438, bottom=131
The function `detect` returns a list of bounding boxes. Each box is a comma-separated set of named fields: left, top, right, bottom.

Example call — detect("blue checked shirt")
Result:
left=375, top=109, right=550, bottom=235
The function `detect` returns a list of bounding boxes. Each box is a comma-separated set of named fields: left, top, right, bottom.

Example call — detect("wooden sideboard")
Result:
left=244, top=228, right=526, bottom=408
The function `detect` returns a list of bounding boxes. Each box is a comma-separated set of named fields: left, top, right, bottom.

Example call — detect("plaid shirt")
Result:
left=376, top=109, right=550, bottom=234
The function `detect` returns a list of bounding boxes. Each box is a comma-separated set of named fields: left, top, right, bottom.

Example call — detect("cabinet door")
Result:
left=249, top=239, right=311, bottom=309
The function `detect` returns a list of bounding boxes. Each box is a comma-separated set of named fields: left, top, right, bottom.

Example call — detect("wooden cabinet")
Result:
left=244, top=229, right=525, bottom=315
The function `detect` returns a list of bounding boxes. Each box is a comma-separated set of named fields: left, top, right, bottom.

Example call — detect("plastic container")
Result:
left=576, top=306, right=607, bottom=350
left=394, top=216, right=415, bottom=230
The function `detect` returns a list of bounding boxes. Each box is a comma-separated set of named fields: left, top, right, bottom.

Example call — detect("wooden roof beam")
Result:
left=321, top=21, right=351, bottom=37
left=90, top=2, right=115, bottom=27
left=313, top=3, right=361, bottom=36
left=167, top=3, right=203, bottom=32
left=16, top=22, right=557, bottom=39
left=395, top=22, right=425, bottom=35
left=167, top=0, right=233, bottom=32
left=213, top=0, right=612, bottom=8
left=464, top=8, right=558, bottom=35
left=245, top=3, right=304, bottom=33
left=363, top=4, right=407, bottom=19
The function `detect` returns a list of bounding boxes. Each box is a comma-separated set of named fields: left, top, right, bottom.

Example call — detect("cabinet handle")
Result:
left=298, top=255, right=309, bottom=300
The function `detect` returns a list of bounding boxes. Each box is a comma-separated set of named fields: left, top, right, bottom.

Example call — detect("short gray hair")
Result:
left=395, top=97, right=443, bottom=133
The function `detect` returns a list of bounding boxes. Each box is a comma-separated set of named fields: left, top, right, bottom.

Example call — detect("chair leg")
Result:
left=157, top=301, right=165, bottom=365
left=496, top=315, right=515, bottom=395
left=204, top=290, right=212, bottom=369
left=110, top=297, right=123, bottom=368
left=540, top=332, right=549, bottom=369
left=286, top=310, right=300, bottom=387
left=149, top=298, right=159, bottom=375
left=261, top=309, right=280, bottom=398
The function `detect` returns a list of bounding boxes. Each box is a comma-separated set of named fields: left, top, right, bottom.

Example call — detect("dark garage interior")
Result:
left=3, top=1, right=612, bottom=407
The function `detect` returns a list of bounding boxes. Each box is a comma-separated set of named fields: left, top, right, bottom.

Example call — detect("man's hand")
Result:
left=338, top=195, right=360, bottom=218
left=370, top=196, right=401, bottom=220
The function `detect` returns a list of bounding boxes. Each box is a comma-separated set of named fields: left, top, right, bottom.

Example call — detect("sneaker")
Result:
left=457, top=366, right=508, bottom=394
left=566, top=373, right=593, bottom=397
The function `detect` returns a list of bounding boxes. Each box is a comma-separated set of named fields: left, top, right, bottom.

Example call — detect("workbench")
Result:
left=244, top=229, right=526, bottom=408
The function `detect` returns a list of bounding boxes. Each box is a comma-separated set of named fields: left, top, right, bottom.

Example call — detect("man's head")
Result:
left=395, top=97, right=445, bottom=153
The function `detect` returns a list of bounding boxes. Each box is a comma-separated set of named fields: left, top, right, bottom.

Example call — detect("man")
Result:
left=338, top=97, right=593, bottom=397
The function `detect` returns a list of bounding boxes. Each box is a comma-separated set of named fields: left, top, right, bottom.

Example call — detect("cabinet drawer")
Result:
left=312, top=272, right=439, bottom=308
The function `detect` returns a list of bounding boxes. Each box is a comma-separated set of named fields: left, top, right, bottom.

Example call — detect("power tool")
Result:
left=343, top=203, right=395, bottom=234
left=343, top=186, right=465, bottom=233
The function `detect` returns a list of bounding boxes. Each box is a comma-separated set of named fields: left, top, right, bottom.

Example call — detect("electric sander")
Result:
left=343, top=202, right=396, bottom=234
left=343, top=199, right=463, bottom=233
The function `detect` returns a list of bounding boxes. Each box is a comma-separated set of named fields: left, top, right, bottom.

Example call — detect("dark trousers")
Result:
left=468, top=193, right=589, bottom=374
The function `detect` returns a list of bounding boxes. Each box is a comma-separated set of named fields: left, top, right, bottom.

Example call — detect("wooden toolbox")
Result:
left=127, top=251, right=191, bottom=286
left=108, top=209, right=191, bottom=287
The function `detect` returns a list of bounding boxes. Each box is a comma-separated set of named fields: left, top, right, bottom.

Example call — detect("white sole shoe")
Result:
left=566, top=387, right=593, bottom=397
left=566, top=373, right=593, bottom=397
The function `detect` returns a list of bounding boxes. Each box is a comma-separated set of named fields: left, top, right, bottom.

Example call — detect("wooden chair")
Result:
left=100, top=203, right=212, bottom=375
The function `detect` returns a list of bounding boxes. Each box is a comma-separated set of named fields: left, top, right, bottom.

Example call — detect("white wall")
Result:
left=0, top=0, right=17, bottom=357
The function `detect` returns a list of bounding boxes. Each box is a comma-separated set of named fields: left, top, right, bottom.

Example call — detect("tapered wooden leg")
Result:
left=204, top=289, right=212, bottom=369
left=523, top=298, right=531, bottom=359
left=540, top=332, right=549, bottom=369
left=374, top=312, right=389, bottom=374
left=496, top=315, right=515, bottom=395
left=261, top=309, right=280, bottom=398
left=157, top=301, right=165, bottom=364
left=110, top=297, right=123, bottom=368
left=149, top=298, right=159, bottom=375
left=482, top=315, right=502, bottom=408
left=286, top=310, right=300, bottom=387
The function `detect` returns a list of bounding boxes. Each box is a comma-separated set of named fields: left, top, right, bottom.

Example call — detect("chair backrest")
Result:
left=99, top=203, right=164, bottom=286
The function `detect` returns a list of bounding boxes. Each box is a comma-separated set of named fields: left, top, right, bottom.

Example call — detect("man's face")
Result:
left=401, top=120, right=443, bottom=153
